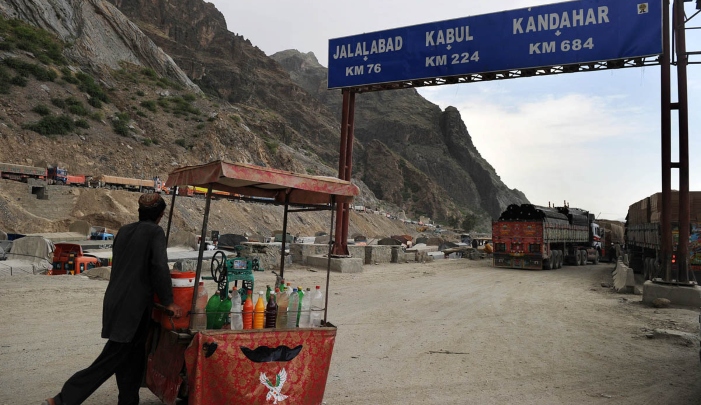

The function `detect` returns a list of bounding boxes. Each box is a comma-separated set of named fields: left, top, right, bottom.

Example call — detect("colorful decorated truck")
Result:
left=492, top=204, right=603, bottom=270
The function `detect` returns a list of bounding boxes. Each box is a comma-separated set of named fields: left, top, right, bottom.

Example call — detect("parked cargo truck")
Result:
left=597, top=219, right=625, bottom=262
left=492, top=204, right=603, bottom=270
left=625, top=191, right=701, bottom=280
left=0, top=162, right=46, bottom=182
left=47, top=167, right=88, bottom=186
left=89, top=175, right=163, bottom=192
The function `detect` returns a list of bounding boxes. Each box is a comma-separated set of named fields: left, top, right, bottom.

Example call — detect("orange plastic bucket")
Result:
left=161, top=271, right=196, bottom=330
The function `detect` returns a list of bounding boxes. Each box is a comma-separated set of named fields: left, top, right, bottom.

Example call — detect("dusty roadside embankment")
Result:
left=0, top=179, right=431, bottom=242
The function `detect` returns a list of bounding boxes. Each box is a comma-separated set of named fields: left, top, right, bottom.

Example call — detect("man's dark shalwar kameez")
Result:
left=51, top=218, right=173, bottom=405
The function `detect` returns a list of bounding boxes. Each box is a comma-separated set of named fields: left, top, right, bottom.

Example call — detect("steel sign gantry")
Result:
left=329, top=0, right=697, bottom=274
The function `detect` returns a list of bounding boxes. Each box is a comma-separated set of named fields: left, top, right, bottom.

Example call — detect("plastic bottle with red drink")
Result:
left=242, top=289, right=254, bottom=330
left=265, top=289, right=278, bottom=328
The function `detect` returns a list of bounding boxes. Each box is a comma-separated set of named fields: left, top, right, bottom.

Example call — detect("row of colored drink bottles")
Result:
left=203, top=283, right=325, bottom=330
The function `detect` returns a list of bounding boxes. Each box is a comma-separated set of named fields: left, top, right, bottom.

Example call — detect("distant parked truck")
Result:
left=597, top=219, right=625, bottom=262
left=492, top=204, right=604, bottom=270
left=89, top=174, right=163, bottom=192
left=625, top=191, right=701, bottom=280
left=89, top=226, right=114, bottom=241
left=47, top=166, right=88, bottom=186
left=0, top=162, right=46, bottom=182
left=50, top=243, right=103, bottom=275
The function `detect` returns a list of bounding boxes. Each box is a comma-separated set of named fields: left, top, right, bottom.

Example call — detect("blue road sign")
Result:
left=328, top=0, right=662, bottom=89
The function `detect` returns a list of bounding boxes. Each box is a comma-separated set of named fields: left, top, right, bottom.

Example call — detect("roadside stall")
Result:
left=147, top=160, right=359, bottom=405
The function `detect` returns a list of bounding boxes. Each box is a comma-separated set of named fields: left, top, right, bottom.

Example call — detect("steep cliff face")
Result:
left=0, top=0, right=198, bottom=91
left=271, top=50, right=529, bottom=219
left=0, top=0, right=528, bottom=229
left=105, top=0, right=342, bottom=163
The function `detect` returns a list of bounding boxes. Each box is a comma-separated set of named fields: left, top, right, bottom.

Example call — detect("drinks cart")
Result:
left=147, top=160, right=359, bottom=405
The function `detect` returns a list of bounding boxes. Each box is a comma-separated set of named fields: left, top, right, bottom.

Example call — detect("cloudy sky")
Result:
left=208, top=0, right=700, bottom=221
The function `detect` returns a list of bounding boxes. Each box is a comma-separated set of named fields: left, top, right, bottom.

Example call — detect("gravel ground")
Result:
left=1, top=259, right=701, bottom=405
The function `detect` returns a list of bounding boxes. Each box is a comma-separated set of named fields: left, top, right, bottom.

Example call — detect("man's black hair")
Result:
left=138, top=199, right=166, bottom=222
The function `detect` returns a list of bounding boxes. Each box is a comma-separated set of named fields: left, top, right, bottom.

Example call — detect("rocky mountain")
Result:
left=271, top=51, right=529, bottom=221
left=0, top=0, right=527, bottom=233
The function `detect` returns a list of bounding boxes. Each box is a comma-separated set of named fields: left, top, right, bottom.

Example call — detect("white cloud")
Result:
left=420, top=84, right=661, bottom=218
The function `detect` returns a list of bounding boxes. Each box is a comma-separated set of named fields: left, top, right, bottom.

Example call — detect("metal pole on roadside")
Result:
left=660, top=0, right=672, bottom=282
left=673, top=0, right=691, bottom=283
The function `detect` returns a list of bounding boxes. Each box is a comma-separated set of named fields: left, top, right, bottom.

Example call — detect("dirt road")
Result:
left=1, top=259, right=700, bottom=404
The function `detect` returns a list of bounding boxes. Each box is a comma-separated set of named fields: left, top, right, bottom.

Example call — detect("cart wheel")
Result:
left=252, top=258, right=260, bottom=271
left=211, top=250, right=227, bottom=284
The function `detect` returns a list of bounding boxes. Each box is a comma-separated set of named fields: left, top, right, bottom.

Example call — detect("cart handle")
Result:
left=154, top=302, right=175, bottom=316
left=154, top=303, right=177, bottom=330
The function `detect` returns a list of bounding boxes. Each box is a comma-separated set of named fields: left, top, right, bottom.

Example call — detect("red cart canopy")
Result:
left=165, top=160, right=359, bottom=205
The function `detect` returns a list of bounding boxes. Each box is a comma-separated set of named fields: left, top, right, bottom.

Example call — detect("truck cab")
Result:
left=591, top=222, right=604, bottom=250
left=50, top=243, right=101, bottom=275
left=47, top=167, right=68, bottom=184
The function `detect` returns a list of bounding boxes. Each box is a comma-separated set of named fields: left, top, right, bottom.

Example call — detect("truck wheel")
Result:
left=556, top=251, right=563, bottom=268
left=643, top=258, right=650, bottom=280
left=593, top=250, right=600, bottom=265
left=544, top=257, right=553, bottom=270
left=581, top=250, right=588, bottom=265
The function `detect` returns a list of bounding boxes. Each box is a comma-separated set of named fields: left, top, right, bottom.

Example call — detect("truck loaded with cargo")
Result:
left=88, top=174, right=164, bottom=192
left=597, top=219, right=625, bottom=262
left=0, top=162, right=46, bottom=182
left=492, top=204, right=603, bottom=270
left=625, top=191, right=701, bottom=281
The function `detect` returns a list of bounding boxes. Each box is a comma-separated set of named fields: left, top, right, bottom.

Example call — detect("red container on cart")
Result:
left=161, top=271, right=196, bottom=330
left=184, top=328, right=337, bottom=405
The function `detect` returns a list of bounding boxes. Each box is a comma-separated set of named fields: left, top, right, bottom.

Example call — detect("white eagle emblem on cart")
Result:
left=260, top=368, right=288, bottom=404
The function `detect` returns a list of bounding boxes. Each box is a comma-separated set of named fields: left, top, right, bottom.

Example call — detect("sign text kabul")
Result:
left=328, top=0, right=662, bottom=89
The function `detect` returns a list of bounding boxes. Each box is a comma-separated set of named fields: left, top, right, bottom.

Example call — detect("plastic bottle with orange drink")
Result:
left=253, top=291, right=266, bottom=329
left=242, top=289, right=254, bottom=330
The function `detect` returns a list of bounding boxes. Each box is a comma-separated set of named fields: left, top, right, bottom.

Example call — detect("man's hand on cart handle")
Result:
left=155, top=302, right=183, bottom=318
left=166, top=303, right=183, bottom=318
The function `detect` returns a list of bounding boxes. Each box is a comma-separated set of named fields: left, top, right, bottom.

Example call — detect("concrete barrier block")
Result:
left=428, top=251, right=445, bottom=260
left=306, top=255, right=363, bottom=273
left=642, top=281, right=701, bottom=307
left=290, top=243, right=329, bottom=264
left=365, top=245, right=392, bottom=264
left=400, top=252, right=415, bottom=263
left=407, top=245, right=439, bottom=253
left=613, top=263, right=635, bottom=293
left=348, top=245, right=366, bottom=263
